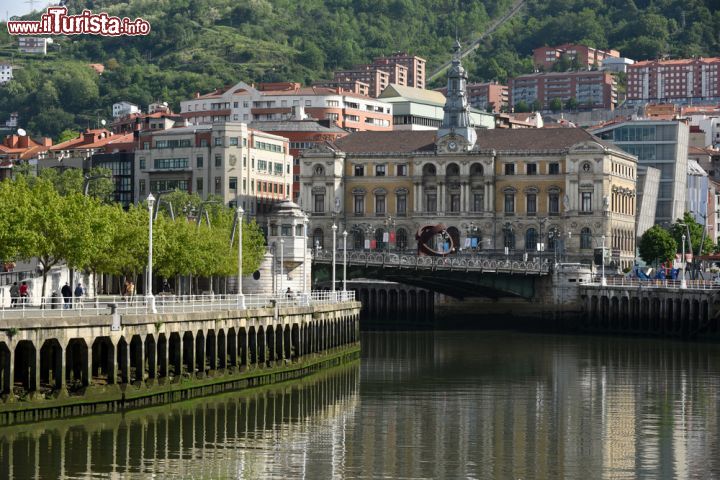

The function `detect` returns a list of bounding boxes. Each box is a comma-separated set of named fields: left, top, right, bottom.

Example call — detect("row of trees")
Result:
left=637, top=213, right=716, bottom=267
left=514, top=97, right=582, bottom=113
left=0, top=171, right=266, bottom=298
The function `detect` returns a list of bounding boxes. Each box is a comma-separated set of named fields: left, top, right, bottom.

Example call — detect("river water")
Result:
left=2, top=331, right=720, bottom=479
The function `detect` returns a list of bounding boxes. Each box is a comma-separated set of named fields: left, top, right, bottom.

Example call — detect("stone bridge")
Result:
left=313, top=251, right=550, bottom=299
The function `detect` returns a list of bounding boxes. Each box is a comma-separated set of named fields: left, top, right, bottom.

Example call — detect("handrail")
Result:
left=0, top=291, right=356, bottom=319
left=312, top=250, right=550, bottom=274
left=584, top=277, right=719, bottom=291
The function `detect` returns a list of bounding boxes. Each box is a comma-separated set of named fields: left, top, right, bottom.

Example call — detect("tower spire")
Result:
left=437, top=37, right=476, bottom=149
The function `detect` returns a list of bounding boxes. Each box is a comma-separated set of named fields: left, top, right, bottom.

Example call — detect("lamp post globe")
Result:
left=146, top=193, right=157, bottom=313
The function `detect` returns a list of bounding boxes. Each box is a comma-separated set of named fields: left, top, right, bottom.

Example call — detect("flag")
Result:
left=383, top=232, right=389, bottom=243
left=464, top=238, right=471, bottom=248
left=390, top=232, right=396, bottom=243
left=471, top=238, right=478, bottom=248
left=364, top=239, right=370, bottom=249
left=370, top=240, right=377, bottom=249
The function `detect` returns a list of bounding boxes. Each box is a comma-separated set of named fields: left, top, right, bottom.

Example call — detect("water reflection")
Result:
left=2, top=332, right=720, bottom=479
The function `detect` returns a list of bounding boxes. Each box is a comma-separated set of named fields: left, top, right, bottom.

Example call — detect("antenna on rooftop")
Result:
left=25, top=0, right=39, bottom=12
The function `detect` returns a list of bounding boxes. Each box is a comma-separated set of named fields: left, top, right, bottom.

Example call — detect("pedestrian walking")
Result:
left=9, top=282, right=18, bottom=308
left=74, top=282, right=85, bottom=309
left=61, top=282, right=72, bottom=309
left=19, top=281, right=29, bottom=305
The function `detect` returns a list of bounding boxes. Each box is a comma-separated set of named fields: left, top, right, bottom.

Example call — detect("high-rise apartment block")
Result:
left=436, top=82, right=508, bottom=113
left=329, top=52, right=427, bottom=97
left=509, top=71, right=617, bottom=110
left=374, top=52, right=426, bottom=89
left=533, top=44, right=620, bottom=71
left=627, top=57, right=720, bottom=104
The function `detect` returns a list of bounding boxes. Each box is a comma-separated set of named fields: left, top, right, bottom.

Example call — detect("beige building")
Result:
left=301, top=45, right=637, bottom=268
left=135, top=122, right=292, bottom=216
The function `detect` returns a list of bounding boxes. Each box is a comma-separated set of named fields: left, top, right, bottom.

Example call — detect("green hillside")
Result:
left=0, top=0, right=718, bottom=138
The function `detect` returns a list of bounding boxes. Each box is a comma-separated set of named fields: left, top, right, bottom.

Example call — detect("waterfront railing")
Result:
left=0, top=290, right=356, bottom=319
left=587, top=277, right=719, bottom=290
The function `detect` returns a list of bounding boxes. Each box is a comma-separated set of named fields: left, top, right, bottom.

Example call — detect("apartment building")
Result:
left=627, top=57, right=720, bottom=103
left=374, top=52, right=426, bottom=89
left=509, top=71, right=617, bottom=110
left=533, top=44, right=620, bottom=71
left=313, top=78, right=370, bottom=97
left=134, top=122, right=292, bottom=216
left=332, top=67, right=391, bottom=98
left=112, top=102, right=140, bottom=118
left=18, top=37, right=51, bottom=55
left=436, top=82, right=508, bottom=113
left=180, top=82, right=392, bottom=132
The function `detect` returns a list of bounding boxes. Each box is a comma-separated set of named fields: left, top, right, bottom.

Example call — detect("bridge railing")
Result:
left=0, top=291, right=356, bottom=319
left=585, top=277, right=719, bottom=290
left=313, top=250, right=550, bottom=274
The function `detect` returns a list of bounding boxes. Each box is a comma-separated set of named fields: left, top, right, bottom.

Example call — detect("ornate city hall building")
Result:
left=301, top=44, right=638, bottom=268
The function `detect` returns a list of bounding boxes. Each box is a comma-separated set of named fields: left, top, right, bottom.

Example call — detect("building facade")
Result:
left=112, top=102, right=140, bottom=118
left=134, top=122, right=292, bottom=216
left=592, top=120, right=689, bottom=226
left=302, top=47, right=638, bottom=268
left=379, top=84, right=495, bottom=131
left=374, top=52, right=426, bottom=89
left=180, top=82, right=392, bottom=132
left=436, top=82, right=508, bottom=113
left=18, top=37, right=51, bottom=54
left=509, top=71, right=617, bottom=110
left=627, top=57, right=720, bottom=104
left=332, top=67, right=391, bottom=98
left=533, top=44, right=620, bottom=71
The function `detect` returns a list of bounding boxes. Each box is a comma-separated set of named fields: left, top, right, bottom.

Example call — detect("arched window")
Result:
left=374, top=228, right=385, bottom=250
left=446, top=163, right=460, bottom=176
left=396, top=228, right=408, bottom=251
left=525, top=228, right=538, bottom=251
left=312, top=228, right=324, bottom=249
left=422, top=164, right=436, bottom=176
left=580, top=227, right=592, bottom=249
left=295, top=224, right=304, bottom=237
left=470, top=163, right=483, bottom=176
left=353, top=230, right=364, bottom=250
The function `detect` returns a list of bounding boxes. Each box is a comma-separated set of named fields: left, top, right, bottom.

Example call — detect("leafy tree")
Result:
left=670, top=212, right=714, bottom=256
left=531, top=99, right=542, bottom=112
left=514, top=100, right=530, bottom=113
left=549, top=98, right=563, bottom=112
left=57, top=129, right=79, bottom=144
left=638, top=225, right=677, bottom=266
left=565, top=97, right=579, bottom=110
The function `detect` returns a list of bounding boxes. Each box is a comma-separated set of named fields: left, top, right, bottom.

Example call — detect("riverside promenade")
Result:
left=0, top=291, right=360, bottom=426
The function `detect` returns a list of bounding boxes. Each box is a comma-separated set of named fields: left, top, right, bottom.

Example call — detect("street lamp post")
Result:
left=146, top=193, right=157, bottom=313
left=279, top=238, right=285, bottom=294
left=681, top=234, right=687, bottom=289
left=302, top=215, right=309, bottom=294
left=236, top=206, right=245, bottom=308
left=600, top=234, right=607, bottom=286
left=342, top=230, right=348, bottom=296
left=331, top=224, right=337, bottom=297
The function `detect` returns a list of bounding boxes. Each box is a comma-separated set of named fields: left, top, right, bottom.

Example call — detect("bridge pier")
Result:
left=582, top=286, right=717, bottom=338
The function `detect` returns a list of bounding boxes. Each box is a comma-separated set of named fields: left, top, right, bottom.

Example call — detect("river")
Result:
left=2, top=331, right=720, bottom=479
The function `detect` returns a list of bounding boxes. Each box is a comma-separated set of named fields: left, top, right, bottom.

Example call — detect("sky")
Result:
left=3, top=0, right=52, bottom=22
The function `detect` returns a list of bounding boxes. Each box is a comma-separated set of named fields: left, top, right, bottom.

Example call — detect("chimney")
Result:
left=195, top=92, right=200, bottom=99
left=18, top=136, right=29, bottom=148
left=39, top=137, right=52, bottom=147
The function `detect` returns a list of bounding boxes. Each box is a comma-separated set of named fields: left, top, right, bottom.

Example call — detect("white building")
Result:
left=601, top=57, right=635, bottom=73
left=686, top=114, right=720, bottom=148
left=18, top=37, right=52, bottom=55
left=112, top=101, right=140, bottom=118
left=135, top=122, right=293, bottom=216
left=0, top=64, right=13, bottom=84
left=180, top=81, right=393, bottom=132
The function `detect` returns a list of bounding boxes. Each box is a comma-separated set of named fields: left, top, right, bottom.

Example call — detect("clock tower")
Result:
left=436, top=40, right=477, bottom=152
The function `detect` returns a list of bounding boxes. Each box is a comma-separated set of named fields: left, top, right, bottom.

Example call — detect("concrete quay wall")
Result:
left=0, top=301, right=361, bottom=425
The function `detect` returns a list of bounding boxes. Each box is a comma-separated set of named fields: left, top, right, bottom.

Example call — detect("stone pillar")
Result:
left=54, top=341, right=65, bottom=391
left=32, top=345, right=41, bottom=393
left=417, top=184, right=423, bottom=213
